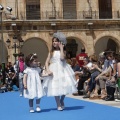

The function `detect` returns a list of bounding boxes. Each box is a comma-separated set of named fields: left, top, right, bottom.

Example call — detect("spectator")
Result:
left=77, top=57, right=91, bottom=95
left=76, top=47, right=88, bottom=68
left=71, top=57, right=81, bottom=89
left=14, top=52, right=26, bottom=96
left=5, top=62, right=16, bottom=82
left=90, top=51, right=111, bottom=99
left=104, top=52, right=117, bottom=101
left=0, top=71, right=7, bottom=93
left=5, top=69, right=18, bottom=91
left=115, top=54, right=120, bottom=101
left=83, top=54, right=101, bottom=98
left=95, top=52, right=117, bottom=100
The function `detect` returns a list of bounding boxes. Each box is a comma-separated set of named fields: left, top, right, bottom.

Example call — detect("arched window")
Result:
left=26, top=0, right=40, bottom=20
left=63, top=0, right=77, bottom=19
left=99, top=0, right=112, bottom=19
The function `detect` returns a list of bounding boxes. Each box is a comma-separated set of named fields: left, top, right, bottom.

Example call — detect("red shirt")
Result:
left=76, top=53, right=88, bottom=67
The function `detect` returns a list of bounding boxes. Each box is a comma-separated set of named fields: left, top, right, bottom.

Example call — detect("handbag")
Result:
left=106, top=76, right=116, bottom=87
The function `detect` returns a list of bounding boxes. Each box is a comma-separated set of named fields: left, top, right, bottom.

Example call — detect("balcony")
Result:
left=1, top=9, right=120, bottom=32
left=41, top=11, right=62, bottom=20
left=26, top=10, right=40, bottom=20
left=18, top=10, right=120, bottom=20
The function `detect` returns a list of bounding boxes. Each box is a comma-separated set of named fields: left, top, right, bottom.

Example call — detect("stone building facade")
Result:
left=0, top=0, right=120, bottom=65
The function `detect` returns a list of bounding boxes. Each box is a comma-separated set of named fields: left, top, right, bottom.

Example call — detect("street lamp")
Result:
left=6, top=6, right=12, bottom=12
left=0, top=5, right=12, bottom=84
left=6, top=36, right=24, bottom=61
left=0, top=5, right=4, bottom=64
left=0, top=5, right=4, bottom=10
left=19, top=39, right=24, bottom=46
left=0, top=5, right=12, bottom=62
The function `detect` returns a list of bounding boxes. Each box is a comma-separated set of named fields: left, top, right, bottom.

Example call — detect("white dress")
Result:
left=43, top=51, right=77, bottom=96
left=23, top=67, right=45, bottom=99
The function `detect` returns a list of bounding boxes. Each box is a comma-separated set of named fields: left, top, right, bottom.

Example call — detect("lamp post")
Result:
left=13, top=35, right=18, bottom=62
left=6, top=36, right=24, bottom=62
left=0, top=5, right=4, bottom=64
left=0, top=5, right=12, bottom=62
left=0, top=5, right=12, bottom=84
left=0, top=5, right=5, bottom=84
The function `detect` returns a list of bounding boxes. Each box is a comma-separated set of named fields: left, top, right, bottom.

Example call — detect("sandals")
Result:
left=89, top=93, right=101, bottom=99
left=83, top=94, right=90, bottom=98
left=89, top=96, right=101, bottom=99
left=101, top=95, right=107, bottom=99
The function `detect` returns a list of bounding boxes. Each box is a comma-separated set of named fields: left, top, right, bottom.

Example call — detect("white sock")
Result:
left=30, top=107, right=33, bottom=110
left=36, top=104, right=40, bottom=107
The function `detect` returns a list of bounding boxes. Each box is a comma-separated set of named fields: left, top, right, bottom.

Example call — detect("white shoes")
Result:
left=57, top=107, right=63, bottom=111
left=19, top=94, right=23, bottom=97
left=29, top=108, right=34, bottom=113
left=115, top=99, right=120, bottom=102
left=36, top=107, right=41, bottom=112
left=19, top=93, right=23, bottom=97
left=29, top=107, right=41, bottom=113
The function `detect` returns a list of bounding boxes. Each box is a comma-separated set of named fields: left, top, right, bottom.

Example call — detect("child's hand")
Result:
left=93, top=64, right=98, bottom=69
left=58, top=42, right=64, bottom=50
left=24, top=85, right=27, bottom=89
left=47, top=71, right=53, bottom=76
left=95, top=76, right=99, bottom=81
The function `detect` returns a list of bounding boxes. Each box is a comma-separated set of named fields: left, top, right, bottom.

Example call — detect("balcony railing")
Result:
left=26, top=10, right=41, bottom=20
left=19, top=10, right=120, bottom=20
left=41, top=11, right=62, bottom=19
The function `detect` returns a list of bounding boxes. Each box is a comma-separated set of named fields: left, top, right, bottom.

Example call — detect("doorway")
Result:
left=66, top=38, right=84, bottom=58
left=21, top=38, right=48, bottom=66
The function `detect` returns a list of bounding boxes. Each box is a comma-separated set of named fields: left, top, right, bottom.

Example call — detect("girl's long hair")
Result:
left=50, top=37, right=66, bottom=57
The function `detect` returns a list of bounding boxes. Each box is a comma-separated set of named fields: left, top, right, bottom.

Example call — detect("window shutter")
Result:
left=99, top=0, right=112, bottom=19
left=63, top=0, right=77, bottom=19
left=26, top=0, right=40, bottom=20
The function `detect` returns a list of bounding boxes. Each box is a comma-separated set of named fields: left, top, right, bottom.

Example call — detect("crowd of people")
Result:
left=0, top=32, right=120, bottom=113
left=0, top=49, right=120, bottom=99
left=70, top=47, right=120, bottom=101
left=0, top=53, right=41, bottom=93
left=0, top=61, right=18, bottom=93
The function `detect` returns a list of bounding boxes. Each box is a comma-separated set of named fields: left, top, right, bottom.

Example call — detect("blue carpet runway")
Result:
left=0, top=92, right=120, bottom=120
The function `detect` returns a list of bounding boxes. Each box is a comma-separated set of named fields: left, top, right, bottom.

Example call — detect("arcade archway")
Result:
left=0, top=41, right=8, bottom=64
left=21, top=38, right=48, bottom=66
left=66, top=37, right=85, bottom=58
left=95, top=36, right=119, bottom=56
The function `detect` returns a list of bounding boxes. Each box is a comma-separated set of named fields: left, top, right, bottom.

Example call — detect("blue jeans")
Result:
left=88, top=71, right=100, bottom=92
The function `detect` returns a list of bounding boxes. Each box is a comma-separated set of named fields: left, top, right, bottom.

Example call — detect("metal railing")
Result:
left=26, top=10, right=40, bottom=20
left=41, top=11, right=62, bottom=20
left=18, top=10, right=120, bottom=20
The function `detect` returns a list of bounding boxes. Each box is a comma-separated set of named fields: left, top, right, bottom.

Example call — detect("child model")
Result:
left=44, top=32, right=77, bottom=111
left=23, top=53, right=45, bottom=113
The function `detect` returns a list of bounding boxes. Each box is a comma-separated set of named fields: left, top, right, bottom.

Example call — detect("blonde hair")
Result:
left=89, top=54, right=98, bottom=62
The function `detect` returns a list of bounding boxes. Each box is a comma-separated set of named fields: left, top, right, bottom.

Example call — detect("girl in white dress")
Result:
left=44, top=32, right=77, bottom=111
left=23, top=53, right=45, bottom=113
